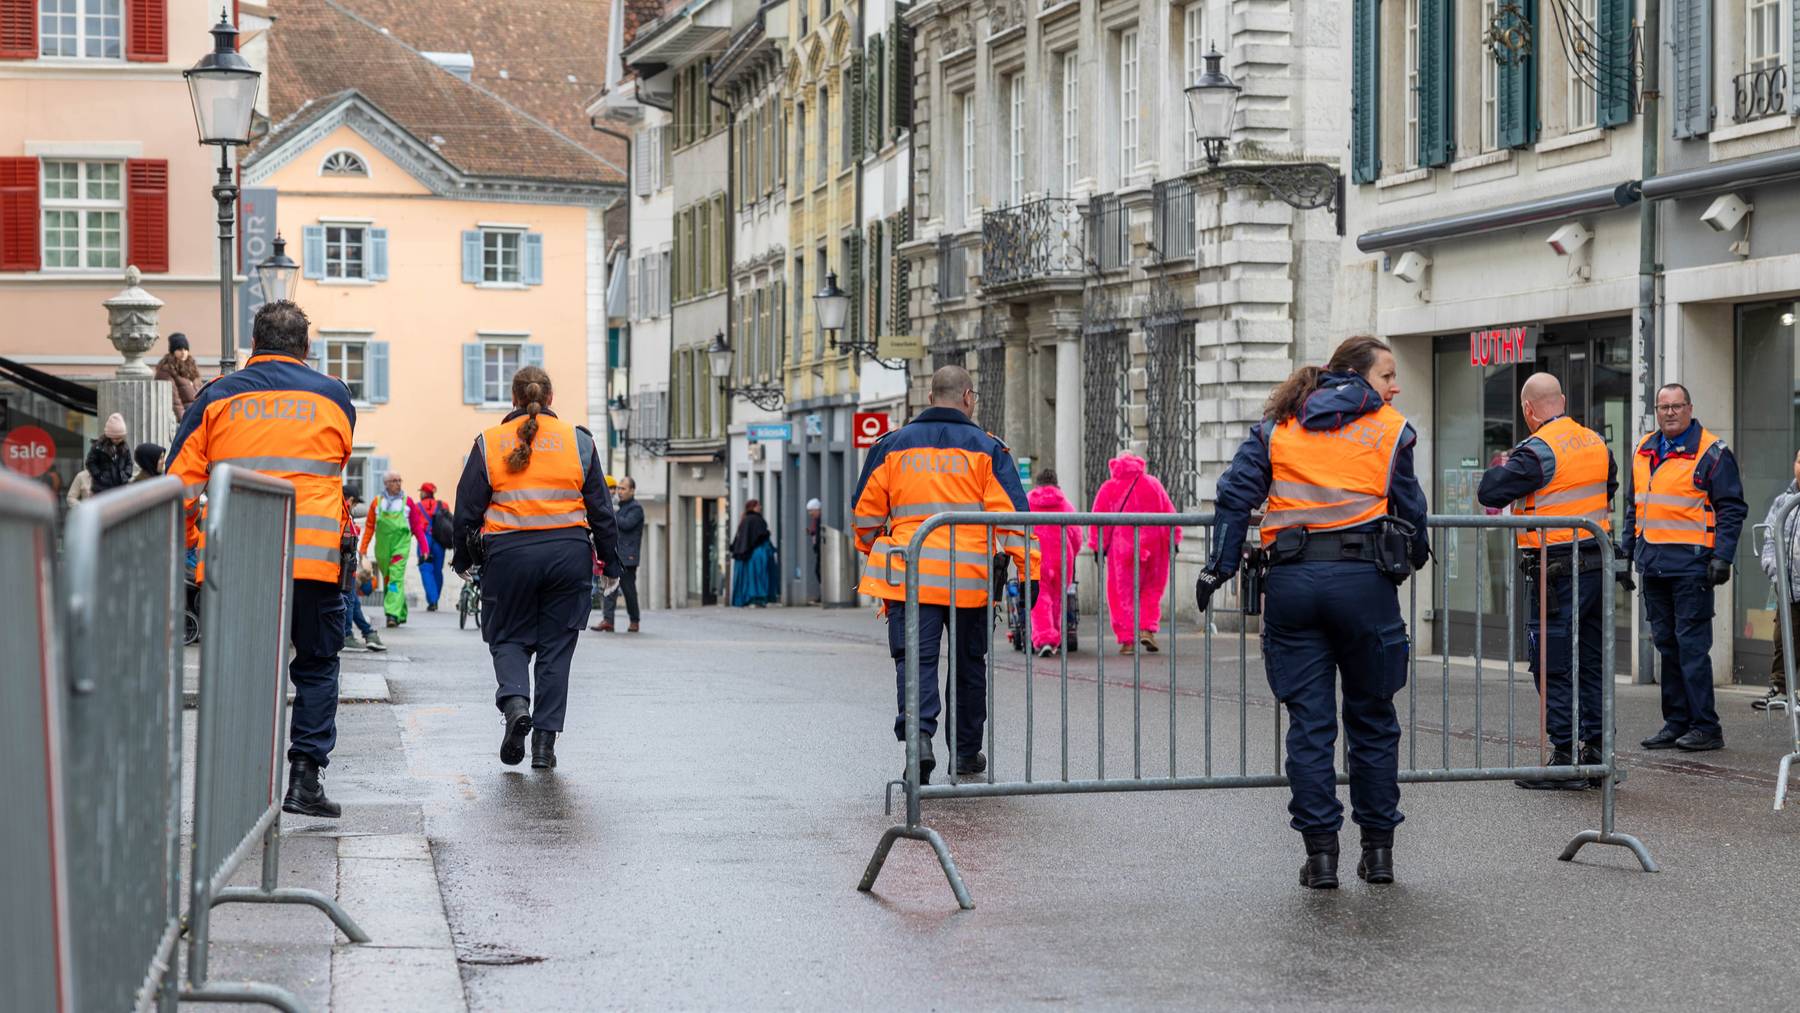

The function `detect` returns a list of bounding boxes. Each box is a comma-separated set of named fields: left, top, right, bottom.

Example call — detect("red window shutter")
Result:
left=0, top=0, right=37, bottom=60
left=0, top=158, right=39, bottom=271
left=126, top=159, right=169, bottom=273
left=125, top=0, right=166, bottom=63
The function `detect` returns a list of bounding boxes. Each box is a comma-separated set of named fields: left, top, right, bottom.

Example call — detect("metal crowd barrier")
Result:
left=0, top=471, right=74, bottom=1012
left=1764, top=497, right=1800, bottom=810
left=859, top=511, right=1657, bottom=910
left=183, top=464, right=368, bottom=1011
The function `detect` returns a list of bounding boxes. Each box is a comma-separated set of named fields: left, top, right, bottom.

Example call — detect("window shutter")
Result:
left=521, top=343, right=545, bottom=370
left=1350, top=0, right=1380, bottom=183
left=867, top=35, right=883, bottom=153
left=867, top=220, right=883, bottom=337
left=368, top=227, right=389, bottom=281
left=890, top=212, right=911, bottom=336
left=523, top=232, right=544, bottom=285
left=1596, top=0, right=1633, bottom=128
left=369, top=457, right=388, bottom=495
left=302, top=224, right=325, bottom=280
left=124, top=158, right=170, bottom=273
left=892, top=24, right=914, bottom=134
left=634, top=135, right=651, bottom=197
left=848, top=50, right=865, bottom=161
left=0, top=0, right=35, bottom=59
left=1793, top=1, right=1800, bottom=117
left=369, top=341, right=390, bottom=403
left=773, top=278, right=785, bottom=373
left=125, top=0, right=167, bottom=62
left=660, top=125, right=674, bottom=186
left=1670, top=0, right=1712, bottom=139
left=462, top=343, right=483, bottom=404
left=461, top=230, right=482, bottom=284
left=659, top=249, right=670, bottom=313
left=0, top=157, right=40, bottom=271
left=847, top=232, right=863, bottom=345
left=1496, top=0, right=1538, bottom=149
left=1417, top=1, right=1453, bottom=167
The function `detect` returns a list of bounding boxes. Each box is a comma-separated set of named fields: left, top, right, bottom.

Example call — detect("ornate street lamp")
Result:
left=256, top=232, right=298, bottom=305
left=814, top=271, right=850, bottom=334
left=184, top=10, right=261, bottom=374
left=608, top=394, right=668, bottom=456
left=708, top=331, right=785, bottom=410
left=1183, top=47, right=1344, bottom=236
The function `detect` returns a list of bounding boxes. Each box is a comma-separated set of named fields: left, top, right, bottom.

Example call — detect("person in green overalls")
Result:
left=360, top=471, right=429, bottom=627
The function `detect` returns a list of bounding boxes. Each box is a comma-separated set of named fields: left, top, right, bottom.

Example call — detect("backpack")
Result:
left=430, top=503, right=454, bottom=548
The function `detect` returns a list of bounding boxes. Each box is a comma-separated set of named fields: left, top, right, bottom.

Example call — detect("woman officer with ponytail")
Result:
left=453, top=366, right=623, bottom=770
left=1194, top=336, right=1431, bottom=890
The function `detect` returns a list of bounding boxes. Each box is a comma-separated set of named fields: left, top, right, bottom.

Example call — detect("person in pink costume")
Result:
left=1087, top=453, right=1180, bottom=652
left=1026, top=471, right=1084, bottom=655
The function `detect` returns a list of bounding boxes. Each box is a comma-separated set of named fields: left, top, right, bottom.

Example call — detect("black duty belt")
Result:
left=1274, top=531, right=1378, bottom=565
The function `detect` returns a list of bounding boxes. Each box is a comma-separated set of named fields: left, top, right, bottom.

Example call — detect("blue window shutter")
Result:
left=463, top=343, right=483, bottom=404
left=368, top=228, right=389, bottom=281
left=1496, top=0, right=1538, bottom=149
left=521, top=343, right=545, bottom=370
left=1351, top=0, right=1380, bottom=184
left=369, top=457, right=388, bottom=497
left=1670, top=0, right=1712, bottom=138
left=303, top=225, right=325, bottom=280
left=523, top=233, right=544, bottom=285
left=462, top=230, right=482, bottom=284
left=1596, top=0, right=1633, bottom=128
left=369, top=341, right=390, bottom=403
left=1418, top=1, right=1453, bottom=167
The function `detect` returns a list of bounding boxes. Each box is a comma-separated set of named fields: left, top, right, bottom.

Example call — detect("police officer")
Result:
left=452, top=365, right=622, bottom=770
left=851, top=365, right=1038, bottom=783
left=1196, top=336, right=1429, bottom=889
left=167, top=300, right=356, bottom=818
left=1477, top=373, right=1617, bottom=789
left=1625, top=383, right=1747, bottom=752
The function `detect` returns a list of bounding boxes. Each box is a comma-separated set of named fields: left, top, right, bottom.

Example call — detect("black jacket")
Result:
left=86, top=439, right=134, bottom=492
left=730, top=511, right=771, bottom=561
left=614, top=497, right=644, bottom=567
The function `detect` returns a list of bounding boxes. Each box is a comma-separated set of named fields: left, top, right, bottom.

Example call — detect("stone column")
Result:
left=98, top=266, right=175, bottom=451
left=1051, top=306, right=1082, bottom=502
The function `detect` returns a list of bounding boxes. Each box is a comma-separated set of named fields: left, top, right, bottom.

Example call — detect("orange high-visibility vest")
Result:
left=1261, top=404, right=1409, bottom=547
left=1632, top=427, right=1719, bottom=548
left=481, top=413, right=587, bottom=535
left=1515, top=415, right=1612, bottom=548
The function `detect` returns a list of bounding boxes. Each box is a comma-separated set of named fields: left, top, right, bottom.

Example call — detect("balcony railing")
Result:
left=980, top=197, right=1084, bottom=288
left=1152, top=179, right=1196, bottom=262
left=1733, top=65, right=1787, bottom=124
left=937, top=235, right=967, bottom=302
left=1087, top=195, right=1128, bottom=273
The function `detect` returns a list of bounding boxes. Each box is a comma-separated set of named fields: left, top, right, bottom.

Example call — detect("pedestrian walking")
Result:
left=340, top=494, right=385, bottom=652
left=1477, top=373, right=1618, bottom=789
left=417, top=481, right=451, bottom=612
left=153, top=331, right=202, bottom=422
left=807, top=497, right=823, bottom=602
left=360, top=472, right=428, bottom=627
left=65, top=467, right=93, bottom=506
left=1755, top=450, right=1800, bottom=712
left=1088, top=453, right=1179, bottom=653
left=593, top=475, right=644, bottom=632
left=1026, top=469, right=1083, bottom=657
left=730, top=499, right=779, bottom=607
left=851, top=365, right=1038, bottom=783
left=87, top=413, right=134, bottom=493
left=166, top=300, right=357, bottom=818
left=131, top=442, right=166, bottom=482
left=452, top=365, right=622, bottom=770
left=1625, top=383, right=1747, bottom=753
left=1196, top=335, right=1430, bottom=889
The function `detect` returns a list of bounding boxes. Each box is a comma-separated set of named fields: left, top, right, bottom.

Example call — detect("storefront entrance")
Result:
left=1431, top=318, right=1633, bottom=671
left=1732, top=299, right=1800, bottom=683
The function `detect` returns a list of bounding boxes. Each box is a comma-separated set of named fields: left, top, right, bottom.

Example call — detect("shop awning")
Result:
left=1639, top=148, right=1800, bottom=202
left=1355, top=182, right=1640, bottom=254
left=0, top=357, right=98, bottom=416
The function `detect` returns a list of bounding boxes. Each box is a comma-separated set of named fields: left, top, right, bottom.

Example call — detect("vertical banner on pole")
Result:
left=237, top=188, right=278, bottom=349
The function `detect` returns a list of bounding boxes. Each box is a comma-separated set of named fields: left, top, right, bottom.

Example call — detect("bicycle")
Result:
left=458, top=565, right=483, bottom=630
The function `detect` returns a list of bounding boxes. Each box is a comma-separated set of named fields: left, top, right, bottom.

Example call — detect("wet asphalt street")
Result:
left=367, top=602, right=1800, bottom=1011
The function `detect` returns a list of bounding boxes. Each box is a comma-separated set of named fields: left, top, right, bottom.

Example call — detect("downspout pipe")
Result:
left=1634, top=0, right=1660, bottom=687
left=592, top=117, right=634, bottom=480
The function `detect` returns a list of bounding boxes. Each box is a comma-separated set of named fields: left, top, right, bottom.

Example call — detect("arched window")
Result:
left=320, top=150, right=369, bottom=177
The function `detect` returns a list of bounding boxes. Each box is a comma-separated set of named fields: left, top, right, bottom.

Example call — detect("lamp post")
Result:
left=608, top=393, right=668, bottom=456
left=813, top=269, right=904, bottom=369
left=256, top=232, right=298, bottom=305
left=184, top=10, right=261, bottom=375
left=1184, top=47, right=1344, bottom=236
left=708, top=330, right=785, bottom=410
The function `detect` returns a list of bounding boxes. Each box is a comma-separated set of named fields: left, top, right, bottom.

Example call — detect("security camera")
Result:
left=1547, top=222, right=1592, bottom=256
left=1391, top=250, right=1431, bottom=284
left=1701, top=193, right=1752, bottom=233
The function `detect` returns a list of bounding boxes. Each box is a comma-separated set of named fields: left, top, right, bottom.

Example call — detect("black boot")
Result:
left=904, top=736, right=936, bottom=786
left=281, top=757, right=341, bottom=818
left=1579, top=740, right=1605, bottom=789
left=1299, top=833, right=1339, bottom=889
left=531, top=729, right=557, bottom=769
left=1357, top=828, right=1394, bottom=884
left=499, top=696, right=533, bottom=766
left=1514, top=746, right=1585, bottom=790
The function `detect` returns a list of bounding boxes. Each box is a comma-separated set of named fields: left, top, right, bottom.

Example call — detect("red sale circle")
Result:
left=2, top=425, right=55, bottom=478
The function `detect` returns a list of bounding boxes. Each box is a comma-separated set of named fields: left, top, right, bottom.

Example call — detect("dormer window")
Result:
left=320, top=150, right=369, bottom=177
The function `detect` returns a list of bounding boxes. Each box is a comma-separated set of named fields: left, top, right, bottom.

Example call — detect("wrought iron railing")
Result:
left=980, top=197, right=1084, bottom=287
left=936, top=235, right=967, bottom=302
left=1734, top=65, right=1787, bottom=124
left=1152, top=179, right=1196, bottom=262
left=1086, top=195, right=1128, bottom=273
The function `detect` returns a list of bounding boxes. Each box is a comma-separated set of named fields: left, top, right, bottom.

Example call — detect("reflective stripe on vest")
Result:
left=1516, top=416, right=1613, bottom=548
left=482, top=415, right=588, bottom=535
left=1260, top=404, right=1408, bottom=547
left=1632, top=428, right=1718, bottom=548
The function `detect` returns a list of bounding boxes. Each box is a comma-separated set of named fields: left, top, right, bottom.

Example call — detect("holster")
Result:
left=1518, top=542, right=1603, bottom=583
left=339, top=534, right=357, bottom=592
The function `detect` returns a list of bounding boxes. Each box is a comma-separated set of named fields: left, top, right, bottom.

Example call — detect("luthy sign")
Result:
left=1468, top=324, right=1539, bottom=367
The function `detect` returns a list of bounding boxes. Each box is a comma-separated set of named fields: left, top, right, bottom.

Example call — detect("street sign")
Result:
left=804, top=413, right=824, bottom=437
left=2, top=425, right=55, bottom=477
left=1017, top=455, right=1032, bottom=485
left=746, top=422, right=792, bottom=443
left=238, top=188, right=278, bottom=350
left=853, top=412, right=891, bottom=448
left=878, top=333, right=924, bottom=359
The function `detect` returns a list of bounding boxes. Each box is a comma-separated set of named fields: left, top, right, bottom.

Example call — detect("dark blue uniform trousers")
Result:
left=290, top=578, right=346, bottom=767
left=888, top=603, right=988, bottom=759
left=1262, top=562, right=1408, bottom=835
left=1643, top=573, right=1721, bottom=737
left=1525, top=565, right=1605, bottom=750
left=480, top=536, right=592, bottom=733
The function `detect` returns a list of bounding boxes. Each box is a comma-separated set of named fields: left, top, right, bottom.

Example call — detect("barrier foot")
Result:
left=1559, top=830, right=1659, bottom=873
left=1775, top=752, right=1798, bottom=811
left=884, top=779, right=903, bottom=817
left=213, top=886, right=372, bottom=943
left=181, top=982, right=308, bottom=1013
left=858, top=823, right=976, bottom=910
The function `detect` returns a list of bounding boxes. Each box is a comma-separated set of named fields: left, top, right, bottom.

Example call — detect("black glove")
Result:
left=991, top=553, right=1009, bottom=604
left=1613, top=546, right=1636, bottom=591
left=1195, top=571, right=1225, bottom=613
left=1707, top=557, right=1732, bottom=587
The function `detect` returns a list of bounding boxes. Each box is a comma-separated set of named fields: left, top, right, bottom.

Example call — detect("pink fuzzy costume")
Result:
left=1087, top=454, right=1181, bottom=645
left=1026, top=483, right=1085, bottom=648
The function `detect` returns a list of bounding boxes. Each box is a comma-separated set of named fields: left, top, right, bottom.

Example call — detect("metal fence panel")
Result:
left=59, top=476, right=187, bottom=1012
left=0, top=471, right=73, bottom=1013
left=1764, top=498, right=1800, bottom=809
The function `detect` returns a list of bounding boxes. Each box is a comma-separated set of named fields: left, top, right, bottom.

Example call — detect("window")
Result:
left=482, top=343, right=522, bottom=404
left=344, top=454, right=372, bottom=502
left=1480, top=0, right=1499, bottom=152
left=1749, top=0, right=1783, bottom=72
left=960, top=92, right=975, bottom=222
left=1404, top=0, right=1420, bottom=168
left=1007, top=73, right=1025, bottom=206
left=325, top=225, right=367, bottom=279
left=1183, top=6, right=1210, bottom=167
left=813, top=244, right=827, bottom=360
left=321, top=150, right=369, bottom=177
left=1567, top=0, right=1599, bottom=131
left=38, top=0, right=121, bottom=60
left=482, top=229, right=521, bottom=284
left=817, top=86, right=829, bottom=182
left=323, top=339, right=367, bottom=400
left=1118, top=29, right=1140, bottom=181
left=1061, top=52, right=1079, bottom=195
left=794, top=103, right=806, bottom=191
left=791, top=256, right=805, bottom=364
left=40, top=159, right=121, bottom=269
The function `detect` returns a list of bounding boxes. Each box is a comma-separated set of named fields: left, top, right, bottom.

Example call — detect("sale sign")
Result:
left=2, top=425, right=56, bottom=477
left=853, top=412, right=891, bottom=448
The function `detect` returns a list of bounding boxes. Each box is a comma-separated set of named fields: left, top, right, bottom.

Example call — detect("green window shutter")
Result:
left=1350, top=0, right=1380, bottom=183
left=1670, top=0, right=1712, bottom=138
left=847, top=233, right=863, bottom=346
left=892, top=24, right=914, bottom=134
left=1417, top=0, right=1453, bottom=167
left=1596, top=0, right=1634, bottom=128
left=849, top=51, right=865, bottom=161
left=868, top=220, right=883, bottom=337
left=1496, top=0, right=1538, bottom=149
left=890, top=212, right=911, bottom=336
left=870, top=34, right=886, bottom=150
